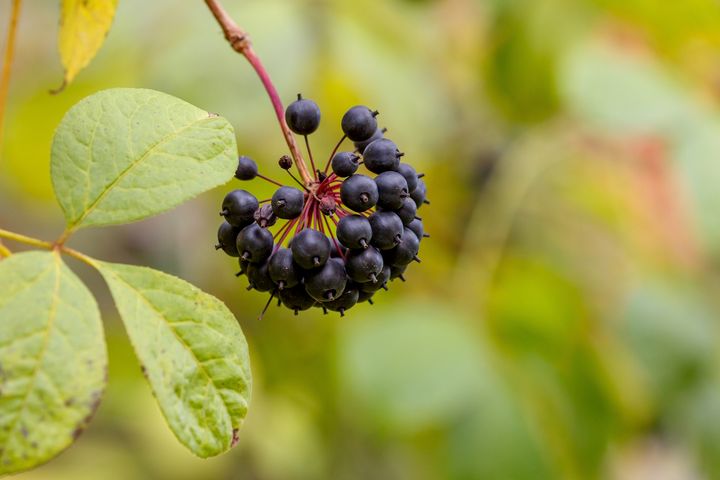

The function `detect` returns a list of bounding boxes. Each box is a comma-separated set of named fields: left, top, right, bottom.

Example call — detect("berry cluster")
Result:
left=216, top=95, right=429, bottom=316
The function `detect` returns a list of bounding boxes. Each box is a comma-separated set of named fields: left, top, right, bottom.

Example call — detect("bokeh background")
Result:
left=2, top=0, right=720, bottom=478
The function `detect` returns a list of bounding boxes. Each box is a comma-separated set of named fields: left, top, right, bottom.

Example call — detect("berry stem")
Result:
left=323, top=134, right=347, bottom=174
left=304, top=135, right=318, bottom=180
left=204, top=0, right=313, bottom=187
left=256, top=173, right=285, bottom=187
left=0, top=0, right=22, bottom=152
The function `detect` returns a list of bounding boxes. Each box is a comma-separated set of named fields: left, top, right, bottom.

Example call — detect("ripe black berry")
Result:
left=359, top=265, right=390, bottom=293
left=375, top=171, right=409, bottom=210
left=341, top=106, right=378, bottom=141
left=291, top=228, right=331, bottom=269
left=272, top=186, right=305, bottom=219
left=246, top=261, right=275, bottom=292
left=217, top=98, right=429, bottom=316
left=353, top=127, right=385, bottom=154
left=336, top=215, right=372, bottom=249
left=407, top=218, right=426, bottom=240
left=363, top=139, right=402, bottom=174
left=236, top=223, right=274, bottom=263
left=235, top=155, right=258, bottom=180
left=340, top=174, right=378, bottom=212
left=221, top=190, right=259, bottom=227
left=368, top=211, right=403, bottom=250
left=285, top=94, right=321, bottom=135
left=279, top=285, right=316, bottom=314
left=396, top=163, right=418, bottom=193
left=393, top=197, right=417, bottom=225
left=410, top=179, right=428, bottom=208
left=216, top=221, right=240, bottom=257
left=384, top=228, right=420, bottom=267
left=345, top=246, right=384, bottom=283
left=268, top=248, right=301, bottom=290
left=323, top=286, right=360, bottom=316
left=304, top=258, right=347, bottom=302
left=331, top=151, right=360, bottom=177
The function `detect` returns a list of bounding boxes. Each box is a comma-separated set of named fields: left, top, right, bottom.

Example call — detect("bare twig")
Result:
left=204, top=0, right=313, bottom=186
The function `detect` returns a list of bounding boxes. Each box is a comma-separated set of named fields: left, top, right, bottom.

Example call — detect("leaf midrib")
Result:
left=68, top=115, right=216, bottom=229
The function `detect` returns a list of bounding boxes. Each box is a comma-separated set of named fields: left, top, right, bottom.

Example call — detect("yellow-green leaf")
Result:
left=0, top=251, right=107, bottom=475
left=58, top=0, right=118, bottom=88
left=96, top=261, right=252, bottom=458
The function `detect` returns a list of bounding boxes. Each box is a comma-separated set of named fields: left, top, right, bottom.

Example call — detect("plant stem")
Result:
left=0, top=228, right=97, bottom=268
left=0, top=240, right=11, bottom=258
left=0, top=0, right=22, bottom=152
left=0, top=228, right=53, bottom=250
left=203, top=0, right=313, bottom=187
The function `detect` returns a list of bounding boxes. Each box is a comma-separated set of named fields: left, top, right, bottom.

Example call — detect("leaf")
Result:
left=58, top=0, right=119, bottom=88
left=0, top=251, right=107, bottom=475
left=96, top=261, right=251, bottom=458
left=50, top=88, right=237, bottom=230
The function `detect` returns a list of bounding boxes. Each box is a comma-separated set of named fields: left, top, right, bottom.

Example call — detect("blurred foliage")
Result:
left=2, top=0, right=720, bottom=478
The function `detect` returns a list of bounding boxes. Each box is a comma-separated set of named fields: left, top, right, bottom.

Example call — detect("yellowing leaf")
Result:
left=58, top=0, right=118, bottom=88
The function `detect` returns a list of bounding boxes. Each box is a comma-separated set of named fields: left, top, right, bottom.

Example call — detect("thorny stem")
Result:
left=204, top=0, right=313, bottom=187
left=0, top=0, right=22, bottom=153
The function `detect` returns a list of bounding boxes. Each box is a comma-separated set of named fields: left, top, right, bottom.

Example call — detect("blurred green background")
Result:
left=2, top=0, right=720, bottom=478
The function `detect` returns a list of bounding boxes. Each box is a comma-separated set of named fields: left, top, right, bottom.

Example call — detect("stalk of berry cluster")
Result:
left=204, top=0, right=313, bottom=187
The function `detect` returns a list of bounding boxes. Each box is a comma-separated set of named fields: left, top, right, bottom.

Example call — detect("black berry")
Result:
left=221, top=190, right=259, bottom=227
left=384, top=228, right=420, bottom=267
left=368, top=211, right=403, bottom=250
left=291, top=228, right=331, bottom=269
left=345, top=246, right=384, bottom=283
left=216, top=221, right=240, bottom=257
left=304, top=258, right=348, bottom=302
left=246, top=261, right=275, bottom=292
left=340, top=174, right=378, bottom=212
left=272, top=186, right=305, bottom=219
left=331, top=151, right=360, bottom=177
left=397, top=163, right=418, bottom=193
left=341, top=106, right=378, bottom=141
left=268, top=248, right=301, bottom=290
left=285, top=94, right=321, bottom=135
left=336, top=215, right=372, bottom=250
left=359, top=265, right=390, bottom=293
left=393, top=197, right=417, bottom=225
left=235, top=156, right=258, bottom=180
left=410, top=179, right=427, bottom=208
left=236, top=223, right=274, bottom=263
left=375, top=171, right=409, bottom=210
left=363, top=138, right=402, bottom=174
left=323, top=286, right=360, bottom=316
left=354, top=127, right=385, bottom=154
left=279, top=285, right=316, bottom=314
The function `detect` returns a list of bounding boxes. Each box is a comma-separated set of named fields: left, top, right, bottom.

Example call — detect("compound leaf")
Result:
left=96, top=261, right=251, bottom=458
left=0, top=251, right=107, bottom=475
left=51, top=88, right=237, bottom=230
left=58, top=0, right=119, bottom=87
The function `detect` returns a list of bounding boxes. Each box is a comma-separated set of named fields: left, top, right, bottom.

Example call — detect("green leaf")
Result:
left=58, top=0, right=118, bottom=88
left=96, top=261, right=251, bottom=458
left=50, top=88, right=237, bottom=230
left=0, top=251, right=107, bottom=475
